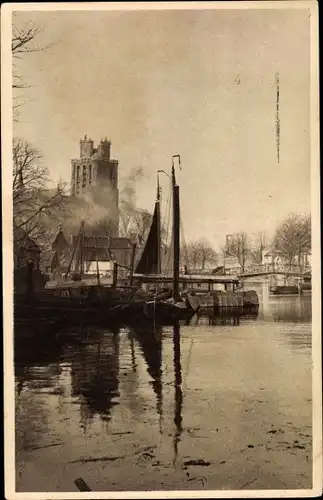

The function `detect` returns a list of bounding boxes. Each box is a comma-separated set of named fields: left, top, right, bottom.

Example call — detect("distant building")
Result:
left=70, top=135, right=119, bottom=236
left=262, top=249, right=284, bottom=267
left=14, top=228, right=47, bottom=294
left=14, top=228, right=41, bottom=270
left=70, top=234, right=135, bottom=277
left=223, top=256, right=241, bottom=272
left=262, top=248, right=311, bottom=269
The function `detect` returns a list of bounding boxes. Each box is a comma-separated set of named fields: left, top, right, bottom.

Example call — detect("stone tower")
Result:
left=71, top=135, right=119, bottom=235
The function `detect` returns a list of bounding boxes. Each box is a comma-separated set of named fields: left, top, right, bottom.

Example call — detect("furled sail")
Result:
left=135, top=201, right=160, bottom=275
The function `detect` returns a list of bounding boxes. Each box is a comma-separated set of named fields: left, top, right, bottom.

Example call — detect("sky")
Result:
left=13, top=5, right=312, bottom=251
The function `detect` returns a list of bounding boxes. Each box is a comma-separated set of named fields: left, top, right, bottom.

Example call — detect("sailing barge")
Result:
left=131, top=155, right=259, bottom=317
left=134, top=156, right=200, bottom=321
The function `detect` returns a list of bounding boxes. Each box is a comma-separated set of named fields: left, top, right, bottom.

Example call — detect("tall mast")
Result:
left=172, top=155, right=181, bottom=302
left=156, top=173, right=162, bottom=275
left=79, top=220, right=85, bottom=278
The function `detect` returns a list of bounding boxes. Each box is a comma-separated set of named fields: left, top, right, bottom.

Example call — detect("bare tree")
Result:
left=198, top=240, right=218, bottom=269
left=132, top=209, right=153, bottom=244
left=185, top=238, right=218, bottom=270
left=250, top=231, right=267, bottom=264
left=12, top=22, right=40, bottom=89
left=224, top=232, right=251, bottom=272
left=184, top=241, right=200, bottom=269
left=118, top=166, right=149, bottom=241
left=13, top=137, right=68, bottom=254
left=119, top=208, right=134, bottom=239
left=274, top=213, right=311, bottom=270
left=12, top=18, right=56, bottom=117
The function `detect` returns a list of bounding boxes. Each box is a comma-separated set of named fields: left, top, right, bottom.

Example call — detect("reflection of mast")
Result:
left=128, top=331, right=137, bottom=373
left=172, top=322, right=183, bottom=465
left=154, top=326, right=163, bottom=434
left=132, top=325, right=163, bottom=434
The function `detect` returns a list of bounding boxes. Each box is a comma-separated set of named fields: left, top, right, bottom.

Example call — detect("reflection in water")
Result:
left=269, top=296, right=312, bottom=323
left=192, top=310, right=259, bottom=326
left=172, top=322, right=183, bottom=465
left=131, top=325, right=163, bottom=433
left=69, top=326, right=120, bottom=428
left=15, top=295, right=312, bottom=492
left=257, top=295, right=312, bottom=324
left=128, top=331, right=137, bottom=374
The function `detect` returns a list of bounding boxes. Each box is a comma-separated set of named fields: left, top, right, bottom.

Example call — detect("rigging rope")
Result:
left=161, top=180, right=172, bottom=276
left=180, top=215, right=192, bottom=278
left=158, top=177, right=192, bottom=280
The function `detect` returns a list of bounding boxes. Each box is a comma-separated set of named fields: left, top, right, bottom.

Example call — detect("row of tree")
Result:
left=223, top=213, right=311, bottom=271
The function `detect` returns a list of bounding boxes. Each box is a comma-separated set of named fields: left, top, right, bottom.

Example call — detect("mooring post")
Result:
left=112, top=262, right=118, bottom=288
left=74, top=477, right=91, bottom=492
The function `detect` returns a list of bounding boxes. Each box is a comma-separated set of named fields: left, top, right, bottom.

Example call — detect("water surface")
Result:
left=15, top=293, right=312, bottom=492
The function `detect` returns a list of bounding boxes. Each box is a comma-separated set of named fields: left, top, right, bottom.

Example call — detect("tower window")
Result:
left=76, top=165, right=80, bottom=179
left=82, top=165, right=87, bottom=187
left=89, top=165, right=92, bottom=180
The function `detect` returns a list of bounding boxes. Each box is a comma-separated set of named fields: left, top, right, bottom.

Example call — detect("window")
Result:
left=76, top=165, right=80, bottom=178
left=82, top=165, right=87, bottom=187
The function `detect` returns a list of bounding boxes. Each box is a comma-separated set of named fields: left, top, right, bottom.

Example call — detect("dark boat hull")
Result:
left=196, top=290, right=259, bottom=314
left=14, top=295, right=133, bottom=326
left=143, top=299, right=196, bottom=322
left=270, top=286, right=299, bottom=295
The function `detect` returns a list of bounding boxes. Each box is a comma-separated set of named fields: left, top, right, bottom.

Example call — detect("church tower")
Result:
left=71, top=135, right=119, bottom=235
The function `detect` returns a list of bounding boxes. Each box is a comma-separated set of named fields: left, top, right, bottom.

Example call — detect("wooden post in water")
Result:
left=112, top=262, right=118, bottom=288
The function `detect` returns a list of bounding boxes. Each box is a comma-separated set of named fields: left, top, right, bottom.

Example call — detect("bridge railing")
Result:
left=224, top=263, right=311, bottom=276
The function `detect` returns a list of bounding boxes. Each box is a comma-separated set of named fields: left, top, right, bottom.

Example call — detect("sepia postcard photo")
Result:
left=1, top=1, right=322, bottom=498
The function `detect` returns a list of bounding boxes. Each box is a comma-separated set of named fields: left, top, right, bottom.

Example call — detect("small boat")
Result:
left=270, top=285, right=299, bottom=295
left=144, top=296, right=196, bottom=321
left=299, top=283, right=311, bottom=294
left=133, top=157, right=258, bottom=319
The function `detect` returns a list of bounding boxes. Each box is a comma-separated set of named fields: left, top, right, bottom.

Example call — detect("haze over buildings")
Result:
left=71, top=135, right=119, bottom=235
left=13, top=7, right=311, bottom=251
